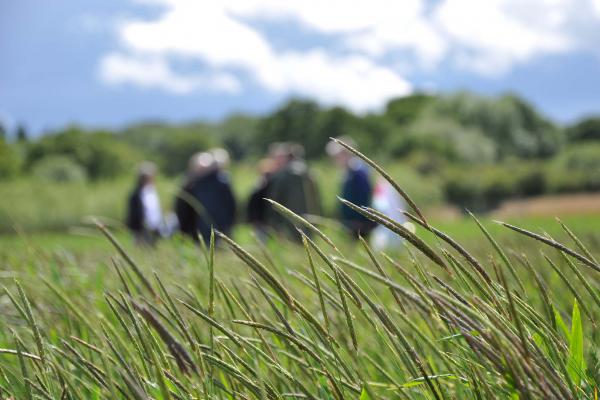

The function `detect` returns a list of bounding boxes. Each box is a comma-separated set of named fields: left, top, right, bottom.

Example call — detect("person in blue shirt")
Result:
left=326, top=137, right=376, bottom=238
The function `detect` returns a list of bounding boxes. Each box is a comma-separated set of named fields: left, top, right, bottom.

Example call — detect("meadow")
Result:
left=0, top=160, right=442, bottom=234
left=0, top=148, right=599, bottom=399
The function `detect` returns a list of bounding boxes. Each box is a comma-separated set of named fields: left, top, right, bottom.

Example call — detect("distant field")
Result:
left=2, top=212, right=599, bottom=258
left=494, top=192, right=600, bottom=218
left=0, top=161, right=444, bottom=233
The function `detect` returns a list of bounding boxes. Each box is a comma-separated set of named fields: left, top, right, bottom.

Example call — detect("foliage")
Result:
left=2, top=91, right=599, bottom=212
left=444, top=162, right=548, bottom=212
left=432, top=92, right=564, bottom=158
left=120, top=122, right=217, bottom=175
left=16, top=124, right=28, bottom=142
left=217, top=113, right=259, bottom=160
left=547, top=143, right=600, bottom=192
left=0, top=177, right=132, bottom=232
left=568, top=117, right=600, bottom=142
left=0, top=137, right=21, bottom=179
left=31, top=154, right=87, bottom=183
left=257, top=99, right=324, bottom=158
left=384, top=92, right=434, bottom=126
left=257, top=101, right=393, bottom=158
left=390, top=116, right=497, bottom=163
left=26, top=127, right=140, bottom=180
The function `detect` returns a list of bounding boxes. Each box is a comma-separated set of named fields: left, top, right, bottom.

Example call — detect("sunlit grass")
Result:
left=0, top=151, right=599, bottom=399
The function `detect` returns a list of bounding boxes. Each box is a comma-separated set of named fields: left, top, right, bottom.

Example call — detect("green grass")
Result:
left=1, top=176, right=599, bottom=398
left=0, top=161, right=443, bottom=233
left=1, top=145, right=599, bottom=399
left=1, top=214, right=599, bottom=399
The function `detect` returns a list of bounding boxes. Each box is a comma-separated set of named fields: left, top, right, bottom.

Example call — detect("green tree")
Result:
left=218, top=113, right=259, bottom=160
left=568, top=117, right=600, bottom=142
left=120, top=122, right=216, bottom=175
left=16, top=124, right=28, bottom=142
left=390, top=116, right=497, bottom=163
left=32, top=155, right=87, bottom=183
left=384, top=93, right=434, bottom=126
left=257, top=99, right=323, bottom=157
left=547, top=143, right=600, bottom=192
left=0, top=137, right=20, bottom=179
left=432, top=92, right=564, bottom=159
left=26, top=127, right=140, bottom=180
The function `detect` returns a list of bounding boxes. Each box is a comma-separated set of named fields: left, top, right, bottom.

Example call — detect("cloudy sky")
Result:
left=1, top=0, right=600, bottom=134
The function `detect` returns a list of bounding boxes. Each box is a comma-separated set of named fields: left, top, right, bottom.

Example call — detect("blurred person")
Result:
left=211, top=147, right=230, bottom=170
left=126, top=162, right=163, bottom=246
left=247, top=158, right=276, bottom=240
left=326, top=137, right=376, bottom=238
left=371, top=178, right=408, bottom=250
left=265, top=142, right=321, bottom=240
left=174, top=150, right=236, bottom=244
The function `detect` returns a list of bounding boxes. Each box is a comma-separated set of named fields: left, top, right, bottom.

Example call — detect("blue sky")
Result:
left=1, top=0, right=600, bottom=136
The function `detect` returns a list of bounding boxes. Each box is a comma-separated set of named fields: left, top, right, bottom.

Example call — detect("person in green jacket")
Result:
left=264, top=142, right=321, bottom=241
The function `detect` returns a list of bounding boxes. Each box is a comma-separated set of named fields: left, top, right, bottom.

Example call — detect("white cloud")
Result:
left=226, top=0, right=446, bottom=65
left=434, top=0, right=600, bottom=75
left=100, top=53, right=241, bottom=94
left=99, top=0, right=600, bottom=107
left=263, top=50, right=411, bottom=110
left=100, top=0, right=415, bottom=111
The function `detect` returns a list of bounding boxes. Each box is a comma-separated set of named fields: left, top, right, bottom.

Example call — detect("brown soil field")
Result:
left=492, top=192, right=600, bottom=218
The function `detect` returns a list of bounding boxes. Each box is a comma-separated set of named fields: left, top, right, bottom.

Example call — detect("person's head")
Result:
left=187, top=151, right=215, bottom=178
left=258, top=158, right=276, bottom=179
left=210, top=147, right=230, bottom=170
left=326, top=137, right=354, bottom=168
left=269, top=142, right=305, bottom=170
left=137, top=161, right=157, bottom=186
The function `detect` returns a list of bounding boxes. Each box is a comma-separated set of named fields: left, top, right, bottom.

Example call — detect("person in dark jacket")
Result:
left=246, top=158, right=276, bottom=241
left=326, top=137, right=376, bottom=238
left=175, top=150, right=236, bottom=244
left=264, top=143, right=321, bottom=241
left=126, top=162, right=162, bottom=246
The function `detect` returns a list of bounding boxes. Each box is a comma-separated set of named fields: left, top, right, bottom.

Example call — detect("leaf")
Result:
left=438, top=330, right=480, bottom=342
left=532, top=333, right=549, bottom=357
left=553, top=305, right=571, bottom=343
left=401, top=374, right=467, bottom=388
left=567, top=299, right=584, bottom=386
left=360, top=386, right=371, bottom=400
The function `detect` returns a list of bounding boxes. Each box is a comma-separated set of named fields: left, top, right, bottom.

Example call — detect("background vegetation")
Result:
left=0, top=173, right=598, bottom=399
left=1, top=91, right=599, bottom=233
left=1, top=92, right=599, bottom=398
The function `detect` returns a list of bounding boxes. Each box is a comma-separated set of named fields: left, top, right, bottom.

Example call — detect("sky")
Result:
left=1, top=0, right=600, bottom=136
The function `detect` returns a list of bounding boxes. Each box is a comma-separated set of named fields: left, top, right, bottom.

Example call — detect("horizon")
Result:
left=4, top=90, right=595, bottom=139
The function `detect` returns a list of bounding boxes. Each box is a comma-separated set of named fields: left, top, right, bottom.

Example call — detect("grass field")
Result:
left=1, top=149, right=599, bottom=399
left=0, top=161, right=443, bottom=234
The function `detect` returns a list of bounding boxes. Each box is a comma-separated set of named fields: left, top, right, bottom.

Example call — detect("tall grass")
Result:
left=0, top=149, right=598, bottom=399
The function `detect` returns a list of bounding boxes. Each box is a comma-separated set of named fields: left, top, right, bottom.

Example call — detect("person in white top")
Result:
left=126, top=162, right=163, bottom=246
left=140, top=180, right=162, bottom=231
left=370, top=178, right=417, bottom=250
left=371, top=178, right=405, bottom=250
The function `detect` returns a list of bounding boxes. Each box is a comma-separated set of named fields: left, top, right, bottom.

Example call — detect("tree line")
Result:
left=1, top=91, right=599, bottom=212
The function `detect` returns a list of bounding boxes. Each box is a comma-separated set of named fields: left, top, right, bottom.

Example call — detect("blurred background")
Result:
left=1, top=0, right=599, bottom=234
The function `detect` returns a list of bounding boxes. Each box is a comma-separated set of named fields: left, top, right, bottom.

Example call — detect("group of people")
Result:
left=126, top=137, right=405, bottom=249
